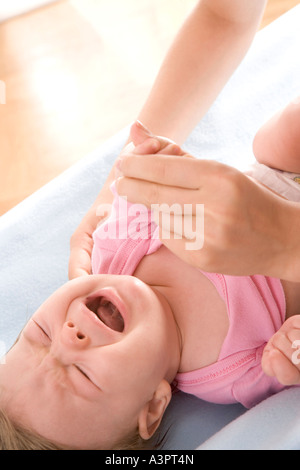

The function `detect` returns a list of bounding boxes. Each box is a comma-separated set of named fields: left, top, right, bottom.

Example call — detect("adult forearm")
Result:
left=137, top=0, right=266, bottom=145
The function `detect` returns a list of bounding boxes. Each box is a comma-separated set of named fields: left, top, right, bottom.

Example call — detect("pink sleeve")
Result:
left=92, top=183, right=162, bottom=276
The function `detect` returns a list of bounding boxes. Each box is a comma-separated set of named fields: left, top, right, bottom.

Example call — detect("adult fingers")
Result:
left=157, top=142, right=185, bottom=156
left=132, top=137, right=161, bottom=155
left=158, top=226, right=207, bottom=269
left=117, top=154, right=211, bottom=189
left=130, top=120, right=153, bottom=146
left=130, top=120, right=184, bottom=154
left=153, top=208, right=204, bottom=243
left=116, top=175, right=201, bottom=208
left=126, top=137, right=184, bottom=157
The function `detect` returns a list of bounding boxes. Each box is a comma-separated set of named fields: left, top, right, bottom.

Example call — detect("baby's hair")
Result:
left=0, top=409, right=63, bottom=450
left=0, top=408, right=166, bottom=450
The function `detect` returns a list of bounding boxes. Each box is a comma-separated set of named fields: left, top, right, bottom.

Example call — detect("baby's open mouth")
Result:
left=86, top=296, right=125, bottom=332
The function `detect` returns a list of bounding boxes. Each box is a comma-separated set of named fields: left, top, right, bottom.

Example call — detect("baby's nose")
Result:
left=63, top=321, right=89, bottom=347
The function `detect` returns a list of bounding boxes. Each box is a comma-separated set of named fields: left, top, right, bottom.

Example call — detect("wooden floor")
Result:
left=0, top=0, right=299, bottom=215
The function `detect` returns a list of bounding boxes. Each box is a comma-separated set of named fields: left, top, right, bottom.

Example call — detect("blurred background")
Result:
left=0, top=0, right=299, bottom=215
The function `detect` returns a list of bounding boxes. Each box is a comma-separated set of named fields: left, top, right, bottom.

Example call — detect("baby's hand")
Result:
left=262, top=316, right=300, bottom=386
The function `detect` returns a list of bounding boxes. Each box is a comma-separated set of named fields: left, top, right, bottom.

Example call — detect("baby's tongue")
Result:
left=97, top=299, right=124, bottom=332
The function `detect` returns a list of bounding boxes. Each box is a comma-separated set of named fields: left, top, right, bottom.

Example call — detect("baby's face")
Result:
left=0, top=275, right=180, bottom=449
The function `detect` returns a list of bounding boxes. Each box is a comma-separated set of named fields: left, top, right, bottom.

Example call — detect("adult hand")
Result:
left=68, top=121, right=184, bottom=279
left=115, top=152, right=293, bottom=278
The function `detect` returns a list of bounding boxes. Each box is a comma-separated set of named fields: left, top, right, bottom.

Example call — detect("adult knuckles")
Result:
left=206, top=161, right=244, bottom=194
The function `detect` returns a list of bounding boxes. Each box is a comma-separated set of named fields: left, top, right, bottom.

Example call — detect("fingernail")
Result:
left=123, top=141, right=135, bottom=154
left=136, top=120, right=152, bottom=134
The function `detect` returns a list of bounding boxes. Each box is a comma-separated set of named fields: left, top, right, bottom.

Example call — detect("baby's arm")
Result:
left=262, top=315, right=300, bottom=386
left=253, top=97, right=300, bottom=173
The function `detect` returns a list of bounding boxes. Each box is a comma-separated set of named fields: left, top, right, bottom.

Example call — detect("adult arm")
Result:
left=68, top=0, right=267, bottom=279
left=137, top=0, right=267, bottom=144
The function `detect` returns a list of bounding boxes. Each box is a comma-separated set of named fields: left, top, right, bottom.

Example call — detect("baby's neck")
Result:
left=133, top=245, right=229, bottom=373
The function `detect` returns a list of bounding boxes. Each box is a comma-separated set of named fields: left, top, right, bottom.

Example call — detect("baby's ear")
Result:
left=137, top=380, right=172, bottom=440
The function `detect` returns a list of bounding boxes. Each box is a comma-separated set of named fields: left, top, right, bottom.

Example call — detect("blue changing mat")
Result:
left=1, top=6, right=300, bottom=450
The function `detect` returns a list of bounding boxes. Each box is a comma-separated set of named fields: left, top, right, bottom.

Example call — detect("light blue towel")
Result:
left=1, top=5, right=300, bottom=450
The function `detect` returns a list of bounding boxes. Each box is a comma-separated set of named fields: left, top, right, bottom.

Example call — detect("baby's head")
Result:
left=0, top=274, right=181, bottom=449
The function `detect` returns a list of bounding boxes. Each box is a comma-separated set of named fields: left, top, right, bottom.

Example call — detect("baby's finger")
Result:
left=262, top=318, right=300, bottom=385
left=261, top=346, right=276, bottom=378
left=69, top=243, right=92, bottom=279
left=266, top=348, right=300, bottom=385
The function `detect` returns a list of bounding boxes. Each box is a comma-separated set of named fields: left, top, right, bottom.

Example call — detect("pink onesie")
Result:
left=92, top=184, right=288, bottom=409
